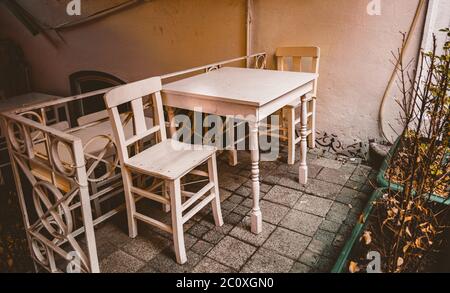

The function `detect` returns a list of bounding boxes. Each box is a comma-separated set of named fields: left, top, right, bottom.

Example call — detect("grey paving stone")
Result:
left=307, top=239, right=339, bottom=258
left=304, top=179, right=342, bottom=200
left=233, top=205, right=251, bottom=216
left=100, top=250, right=145, bottom=273
left=314, top=229, right=335, bottom=246
left=207, top=236, right=257, bottom=270
left=241, top=247, right=294, bottom=273
left=344, top=179, right=365, bottom=191
left=228, top=194, right=244, bottom=204
left=224, top=212, right=244, bottom=225
left=188, top=224, right=210, bottom=238
left=191, top=240, right=214, bottom=256
left=290, top=262, right=313, bottom=273
left=333, top=234, right=346, bottom=248
left=260, top=183, right=273, bottom=193
left=219, top=188, right=232, bottom=202
left=263, top=227, right=311, bottom=259
left=315, top=256, right=335, bottom=272
left=242, top=198, right=253, bottom=208
left=326, top=202, right=351, bottom=223
left=192, top=257, right=236, bottom=273
left=277, top=173, right=306, bottom=191
left=229, top=216, right=276, bottom=246
left=199, top=219, right=215, bottom=229
left=335, top=187, right=359, bottom=204
left=258, top=200, right=290, bottom=225
left=307, top=164, right=324, bottom=178
left=96, top=223, right=132, bottom=248
left=121, top=235, right=170, bottom=262
left=349, top=171, right=368, bottom=184
left=316, top=167, right=351, bottom=185
left=262, top=172, right=285, bottom=185
left=202, top=229, right=226, bottom=244
left=235, top=185, right=252, bottom=197
left=221, top=200, right=239, bottom=211
left=294, top=194, right=333, bottom=217
left=319, top=220, right=341, bottom=233
left=298, top=250, right=320, bottom=267
left=313, top=157, right=343, bottom=169
left=350, top=197, right=365, bottom=211
left=219, top=173, right=248, bottom=191
left=95, top=236, right=119, bottom=261
left=148, top=248, right=202, bottom=273
left=264, top=185, right=302, bottom=208
left=340, top=163, right=357, bottom=174
left=280, top=210, right=323, bottom=237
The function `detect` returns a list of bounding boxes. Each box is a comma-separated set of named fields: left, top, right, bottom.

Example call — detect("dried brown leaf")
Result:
left=349, top=261, right=360, bottom=273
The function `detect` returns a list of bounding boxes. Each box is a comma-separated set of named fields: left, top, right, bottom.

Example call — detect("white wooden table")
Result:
left=162, top=67, right=318, bottom=234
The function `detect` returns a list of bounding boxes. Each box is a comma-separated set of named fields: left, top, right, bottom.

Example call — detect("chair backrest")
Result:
left=276, top=46, right=320, bottom=95
left=104, top=76, right=167, bottom=163
left=77, top=110, right=109, bottom=126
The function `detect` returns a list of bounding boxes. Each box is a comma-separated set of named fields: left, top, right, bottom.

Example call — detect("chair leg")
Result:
left=121, top=168, right=138, bottom=238
left=90, top=181, right=102, bottom=219
left=163, top=181, right=170, bottom=212
left=169, top=178, right=187, bottom=264
left=308, top=98, right=316, bottom=148
left=226, top=117, right=238, bottom=166
left=286, top=107, right=296, bottom=165
left=208, top=154, right=224, bottom=227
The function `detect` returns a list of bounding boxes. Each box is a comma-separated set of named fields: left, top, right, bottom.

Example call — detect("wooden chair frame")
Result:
left=276, top=46, right=320, bottom=164
left=104, top=76, right=223, bottom=264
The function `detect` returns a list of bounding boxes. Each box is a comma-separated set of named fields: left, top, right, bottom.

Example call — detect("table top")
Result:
left=0, top=92, right=62, bottom=113
left=163, top=67, right=318, bottom=107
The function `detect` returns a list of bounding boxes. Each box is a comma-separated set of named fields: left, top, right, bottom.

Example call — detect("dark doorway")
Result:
left=69, top=71, right=125, bottom=124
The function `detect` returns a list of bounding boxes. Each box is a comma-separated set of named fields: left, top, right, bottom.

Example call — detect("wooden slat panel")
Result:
left=130, top=186, right=169, bottom=205
left=275, top=47, right=320, bottom=58
left=125, top=125, right=160, bottom=146
left=182, top=193, right=214, bottom=224
left=134, top=212, right=172, bottom=233
left=182, top=182, right=214, bottom=212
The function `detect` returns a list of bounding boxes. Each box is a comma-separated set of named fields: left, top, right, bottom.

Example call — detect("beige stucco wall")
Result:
left=251, top=0, right=427, bottom=145
left=0, top=0, right=246, bottom=93
left=0, top=0, right=430, bottom=145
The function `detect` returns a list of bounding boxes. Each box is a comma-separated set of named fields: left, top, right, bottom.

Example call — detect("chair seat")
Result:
left=126, top=139, right=215, bottom=180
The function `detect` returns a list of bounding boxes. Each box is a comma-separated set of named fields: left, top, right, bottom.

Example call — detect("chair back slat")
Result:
left=104, top=76, right=165, bottom=163
left=275, top=46, right=320, bottom=96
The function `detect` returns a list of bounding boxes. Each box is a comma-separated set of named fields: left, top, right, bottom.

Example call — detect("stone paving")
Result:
left=95, top=147, right=376, bottom=273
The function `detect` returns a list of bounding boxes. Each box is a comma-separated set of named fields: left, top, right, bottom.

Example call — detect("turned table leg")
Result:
left=299, top=94, right=308, bottom=184
left=249, top=121, right=262, bottom=234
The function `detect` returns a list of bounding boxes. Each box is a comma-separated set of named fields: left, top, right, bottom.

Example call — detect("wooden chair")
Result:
left=275, top=46, right=320, bottom=164
left=104, top=76, right=223, bottom=264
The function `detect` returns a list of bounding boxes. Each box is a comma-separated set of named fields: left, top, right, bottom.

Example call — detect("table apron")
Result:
left=162, top=92, right=258, bottom=122
left=161, top=80, right=314, bottom=123
left=258, top=81, right=314, bottom=121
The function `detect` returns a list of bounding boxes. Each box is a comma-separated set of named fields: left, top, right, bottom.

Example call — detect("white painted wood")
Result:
left=169, top=179, right=187, bottom=264
left=163, top=67, right=317, bottom=107
left=275, top=47, right=321, bottom=161
left=208, top=154, right=223, bottom=227
left=286, top=107, right=296, bottom=165
left=104, top=76, right=222, bottom=264
left=162, top=67, right=316, bottom=234
left=126, top=139, right=215, bottom=180
left=249, top=122, right=262, bottom=234
left=299, top=95, right=309, bottom=185
left=181, top=182, right=214, bottom=211
left=225, top=117, right=238, bottom=166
